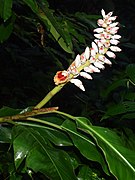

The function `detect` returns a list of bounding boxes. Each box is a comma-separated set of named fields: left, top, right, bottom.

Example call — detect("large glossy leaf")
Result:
left=12, top=126, right=38, bottom=169
left=12, top=125, right=77, bottom=180
left=26, top=145, right=77, bottom=180
left=13, top=114, right=72, bottom=146
left=75, top=117, right=135, bottom=180
left=61, top=119, right=109, bottom=175
left=19, top=121, right=73, bottom=146
left=0, top=0, right=13, bottom=21
left=34, top=127, right=73, bottom=146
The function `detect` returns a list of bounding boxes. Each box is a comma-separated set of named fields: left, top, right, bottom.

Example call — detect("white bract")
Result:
left=54, top=9, right=121, bottom=91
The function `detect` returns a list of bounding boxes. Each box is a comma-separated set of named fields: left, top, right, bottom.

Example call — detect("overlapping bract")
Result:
left=54, top=9, right=121, bottom=91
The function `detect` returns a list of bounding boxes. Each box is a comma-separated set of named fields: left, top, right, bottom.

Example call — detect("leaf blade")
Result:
left=0, top=0, right=13, bottom=21
left=75, top=117, right=135, bottom=180
left=61, top=119, right=109, bottom=175
left=12, top=125, right=77, bottom=180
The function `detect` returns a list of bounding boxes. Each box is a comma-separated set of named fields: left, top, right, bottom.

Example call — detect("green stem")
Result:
left=0, top=108, right=58, bottom=123
left=34, top=60, right=90, bottom=109
left=0, top=116, right=62, bottom=130
left=54, top=110, right=76, bottom=120
left=26, top=117, right=62, bottom=130
left=129, top=79, right=135, bottom=86
left=34, top=84, right=65, bottom=109
left=0, top=118, right=17, bottom=125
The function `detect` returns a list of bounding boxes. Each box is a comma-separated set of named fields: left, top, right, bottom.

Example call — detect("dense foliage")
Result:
left=0, top=0, right=135, bottom=180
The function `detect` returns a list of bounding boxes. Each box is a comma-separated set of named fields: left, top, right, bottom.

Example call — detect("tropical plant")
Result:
left=0, top=1, right=135, bottom=180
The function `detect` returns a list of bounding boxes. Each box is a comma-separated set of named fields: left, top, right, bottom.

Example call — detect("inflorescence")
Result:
left=54, top=9, right=121, bottom=91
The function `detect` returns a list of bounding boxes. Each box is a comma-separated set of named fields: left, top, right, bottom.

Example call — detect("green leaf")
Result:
left=61, top=120, right=109, bottom=175
left=16, top=116, right=72, bottom=146
left=0, top=150, right=16, bottom=179
left=126, top=64, right=135, bottom=84
left=39, top=5, right=73, bottom=54
left=22, top=0, right=38, bottom=13
left=26, top=145, right=77, bottom=180
left=12, top=126, right=38, bottom=169
left=0, top=22, right=13, bottom=43
left=75, top=117, right=135, bottom=180
left=12, top=125, right=77, bottom=180
left=120, top=128, right=135, bottom=151
left=0, top=0, right=13, bottom=21
left=77, top=165, right=93, bottom=180
left=41, top=116, right=64, bottom=125
left=0, top=13, right=15, bottom=43
left=17, top=116, right=73, bottom=146
left=23, top=0, right=73, bottom=53
left=9, top=174, right=22, bottom=180
left=0, top=126, right=11, bottom=143
left=77, top=165, right=104, bottom=180
left=75, top=12, right=100, bottom=28
left=102, top=101, right=135, bottom=120
left=124, top=92, right=135, bottom=101
left=31, top=124, right=73, bottom=146
left=0, top=106, right=22, bottom=117
left=123, top=43, right=135, bottom=49
left=121, top=112, right=135, bottom=120
left=101, top=79, right=128, bottom=98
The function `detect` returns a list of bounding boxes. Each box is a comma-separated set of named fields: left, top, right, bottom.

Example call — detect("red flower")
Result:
left=54, top=71, right=69, bottom=85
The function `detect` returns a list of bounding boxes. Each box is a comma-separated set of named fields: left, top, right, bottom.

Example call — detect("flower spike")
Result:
left=54, top=9, right=121, bottom=91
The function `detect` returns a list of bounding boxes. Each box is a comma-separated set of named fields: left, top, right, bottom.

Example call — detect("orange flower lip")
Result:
left=54, top=71, right=69, bottom=85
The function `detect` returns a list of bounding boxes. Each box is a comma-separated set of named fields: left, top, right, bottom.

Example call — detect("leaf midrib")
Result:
left=27, top=128, right=63, bottom=180
left=77, top=118, right=135, bottom=173
left=62, top=126, right=95, bottom=146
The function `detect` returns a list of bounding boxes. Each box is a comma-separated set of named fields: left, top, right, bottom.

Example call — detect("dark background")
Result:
left=0, top=0, right=135, bottom=116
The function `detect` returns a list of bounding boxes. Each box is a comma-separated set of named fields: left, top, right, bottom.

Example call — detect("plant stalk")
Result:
left=34, top=84, right=65, bottom=109
left=34, top=60, right=90, bottom=109
left=0, top=108, right=58, bottom=123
